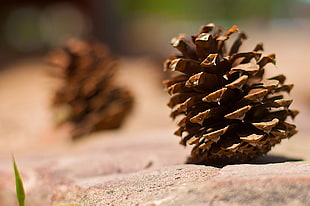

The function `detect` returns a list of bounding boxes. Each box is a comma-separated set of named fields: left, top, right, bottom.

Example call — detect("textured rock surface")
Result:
left=1, top=130, right=310, bottom=206
left=1, top=153, right=310, bottom=206
left=166, top=162, right=310, bottom=206
left=50, top=162, right=310, bottom=206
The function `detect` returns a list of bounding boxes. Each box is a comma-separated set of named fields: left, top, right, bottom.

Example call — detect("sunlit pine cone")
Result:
left=163, top=23, right=298, bottom=165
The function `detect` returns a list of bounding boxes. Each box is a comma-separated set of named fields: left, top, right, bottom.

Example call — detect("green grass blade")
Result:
left=12, top=156, right=25, bottom=206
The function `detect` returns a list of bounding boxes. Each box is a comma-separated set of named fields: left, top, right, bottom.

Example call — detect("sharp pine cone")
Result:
left=163, top=23, right=298, bottom=165
left=47, top=38, right=134, bottom=139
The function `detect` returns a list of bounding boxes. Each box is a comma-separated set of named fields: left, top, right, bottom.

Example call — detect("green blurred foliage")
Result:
left=118, top=0, right=292, bottom=21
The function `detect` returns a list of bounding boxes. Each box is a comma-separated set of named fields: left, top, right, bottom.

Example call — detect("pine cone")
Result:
left=163, top=23, right=298, bottom=165
left=47, top=38, right=134, bottom=139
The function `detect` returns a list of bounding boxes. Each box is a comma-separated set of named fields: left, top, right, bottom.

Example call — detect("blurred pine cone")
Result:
left=163, top=23, right=298, bottom=165
left=47, top=38, right=134, bottom=139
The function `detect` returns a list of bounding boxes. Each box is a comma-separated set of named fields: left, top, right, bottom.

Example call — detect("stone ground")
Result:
left=0, top=26, right=310, bottom=205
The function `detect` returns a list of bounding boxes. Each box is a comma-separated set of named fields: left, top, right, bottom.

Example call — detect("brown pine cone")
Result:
left=163, top=23, right=298, bottom=165
left=47, top=38, right=134, bottom=139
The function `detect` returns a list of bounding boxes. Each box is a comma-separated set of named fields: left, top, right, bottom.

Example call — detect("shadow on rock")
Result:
left=249, top=154, right=303, bottom=164
left=186, top=154, right=303, bottom=168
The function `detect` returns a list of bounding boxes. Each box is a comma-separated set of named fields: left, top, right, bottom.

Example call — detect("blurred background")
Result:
left=1, top=0, right=310, bottom=58
left=0, top=0, right=310, bottom=153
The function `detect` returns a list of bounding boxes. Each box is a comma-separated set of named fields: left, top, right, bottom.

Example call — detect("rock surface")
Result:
left=1, top=150, right=310, bottom=206
left=51, top=162, right=310, bottom=206
left=0, top=129, right=309, bottom=206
